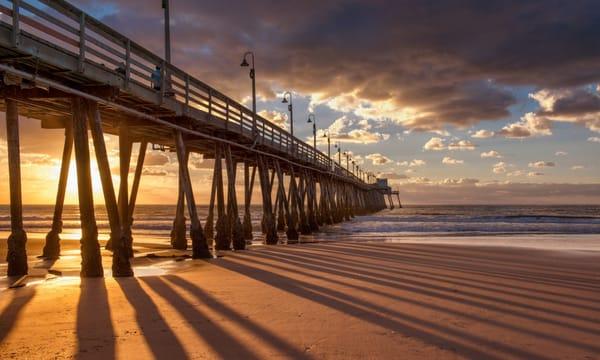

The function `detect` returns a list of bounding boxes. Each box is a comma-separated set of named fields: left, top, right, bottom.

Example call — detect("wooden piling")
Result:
left=214, top=144, right=230, bottom=250
left=170, top=151, right=188, bottom=250
left=306, top=173, right=319, bottom=232
left=5, top=98, right=28, bottom=276
left=224, top=145, right=245, bottom=250
left=71, top=98, right=103, bottom=277
left=87, top=101, right=132, bottom=276
left=127, top=141, right=148, bottom=233
left=118, top=122, right=134, bottom=256
left=174, top=131, right=211, bottom=258
left=257, top=155, right=278, bottom=244
left=42, top=119, right=73, bottom=260
left=204, top=158, right=218, bottom=243
left=297, top=170, right=311, bottom=235
left=274, top=161, right=297, bottom=242
left=242, top=162, right=256, bottom=240
left=276, top=184, right=286, bottom=231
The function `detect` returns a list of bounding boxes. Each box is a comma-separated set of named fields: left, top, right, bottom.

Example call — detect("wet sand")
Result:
left=1, top=237, right=599, bottom=359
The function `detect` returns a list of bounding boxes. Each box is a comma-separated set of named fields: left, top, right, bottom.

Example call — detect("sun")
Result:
left=64, top=159, right=111, bottom=205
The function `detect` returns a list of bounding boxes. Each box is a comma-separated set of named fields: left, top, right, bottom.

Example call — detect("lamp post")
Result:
left=307, top=113, right=316, bottom=162
left=352, top=161, right=356, bottom=175
left=322, top=130, right=331, bottom=169
left=335, top=143, right=341, bottom=165
left=240, top=51, right=257, bottom=139
left=343, top=152, right=350, bottom=171
left=282, top=91, right=293, bottom=153
left=162, top=0, right=171, bottom=63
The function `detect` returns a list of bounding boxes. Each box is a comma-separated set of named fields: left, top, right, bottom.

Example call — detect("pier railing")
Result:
left=0, top=0, right=369, bottom=184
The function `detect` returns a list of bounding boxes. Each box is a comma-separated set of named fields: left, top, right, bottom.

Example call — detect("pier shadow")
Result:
left=343, top=242, right=600, bottom=282
left=139, top=276, right=261, bottom=359
left=212, top=243, right=600, bottom=360
left=115, top=278, right=188, bottom=359
left=212, top=257, right=546, bottom=360
left=76, top=278, right=115, bottom=360
left=163, top=275, right=310, bottom=359
left=0, top=287, right=35, bottom=343
left=312, top=243, right=600, bottom=293
left=242, top=249, right=600, bottom=351
left=270, top=246, right=600, bottom=313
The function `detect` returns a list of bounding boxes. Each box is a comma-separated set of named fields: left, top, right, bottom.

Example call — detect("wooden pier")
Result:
left=0, top=0, right=391, bottom=277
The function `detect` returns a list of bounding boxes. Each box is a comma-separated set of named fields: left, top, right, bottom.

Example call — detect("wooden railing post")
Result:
left=208, top=89, right=212, bottom=117
left=78, top=12, right=86, bottom=72
left=225, top=102, right=229, bottom=130
left=125, top=39, right=131, bottom=89
left=11, top=0, right=20, bottom=47
left=184, top=74, right=190, bottom=115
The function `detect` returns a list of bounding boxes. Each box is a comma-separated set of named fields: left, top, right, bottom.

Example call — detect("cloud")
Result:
left=527, top=172, right=544, bottom=177
left=398, top=159, right=426, bottom=167
left=441, top=178, right=479, bottom=185
left=258, top=110, right=288, bottom=130
left=319, top=116, right=390, bottom=144
left=493, top=162, right=508, bottom=174
left=471, top=129, right=495, bottom=139
left=142, top=167, right=170, bottom=177
left=423, top=138, right=475, bottom=151
left=366, top=153, right=392, bottom=165
left=571, top=165, right=584, bottom=170
left=145, top=151, right=170, bottom=166
left=529, top=87, right=600, bottom=133
left=377, top=172, right=409, bottom=180
left=555, top=151, right=568, bottom=156
left=385, top=182, right=600, bottom=205
left=480, top=150, right=502, bottom=159
left=507, top=170, right=525, bottom=177
left=588, top=137, right=600, bottom=143
left=448, top=140, right=476, bottom=151
left=498, top=113, right=553, bottom=139
left=442, top=156, right=464, bottom=165
left=528, top=161, right=556, bottom=168
left=423, top=137, right=446, bottom=151
left=67, top=0, right=600, bottom=136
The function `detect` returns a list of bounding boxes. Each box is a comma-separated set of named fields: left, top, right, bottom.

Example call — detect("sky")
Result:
left=1, top=0, right=599, bottom=205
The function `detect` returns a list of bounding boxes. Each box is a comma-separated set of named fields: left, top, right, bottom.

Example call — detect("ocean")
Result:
left=1, top=204, right=599, bottom=241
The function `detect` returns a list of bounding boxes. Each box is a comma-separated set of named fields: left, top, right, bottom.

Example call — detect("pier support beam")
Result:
left=287, top=167, right=300, bottom=242
left=204, top=158, right=218, bottom=244
left=127, top=141, right=147, bottom=239
left=5, top=98, right=28, bottom=276
left=214, top=144, right=230, bottom=250
left=42, top=120, right=73, bottom=260
left=242, top=162, right=256, bottom=241
left=87, top=101, right=132, bottom=276
left=306, top=173, right=319, bottom=232
left=257, top=155, right=278, bottom=244
left=72, top=98, right=103, bottom=277
left=297, top=171, right=311, bottom=235
left=276, top=184, right=286, bottom=232
left=224, top=145, right=244, bottom=250
left=118, top=123, right=133, bottom=257
left=174, top=131, right=211, bottom=258
left=170, top=151, right=188, bottom=250
left=274, top=161, right=296, bottom=242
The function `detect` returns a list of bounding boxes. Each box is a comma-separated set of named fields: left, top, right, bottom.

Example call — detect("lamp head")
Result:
left=281, top=97, right=288, bottom=104
left=240, top=58, right=249, bottom=67
left=307, top=118, right=312, bottom=123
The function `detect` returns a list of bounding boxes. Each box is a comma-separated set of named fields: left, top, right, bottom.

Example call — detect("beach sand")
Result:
left=0, top=236, right=599, bottom=359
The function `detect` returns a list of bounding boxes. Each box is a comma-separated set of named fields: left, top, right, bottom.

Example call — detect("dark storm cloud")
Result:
left=71, top=0, right=600, bottom=130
